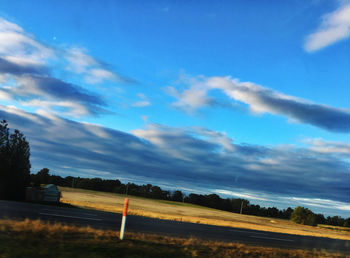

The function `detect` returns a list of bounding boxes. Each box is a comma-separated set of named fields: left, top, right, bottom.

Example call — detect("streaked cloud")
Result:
left=7, top=106, right=350, bottom=199
left=132, top=93, right=151, bottom=107
left=0, top=57, right=48, bottom=76
left=1, top=105, right=349, bottom=214
left=64, top=47, right=128, bottom=84
left=286, top=197, right=350, bottom=211
left=165, top=84, right=214, bottom=113
left=167, top=75, right=350, bottom=132
left=304, top=2, right=350, bottom=52
left=0, top=18, right=53, bottom=65
left=1, top=74, right=106, bottom=117
left=216, top=189, right=350, bottom=214
left=214, top=189, right=269, bottom=201
left=0, top=17, right=133, bottom=117
left=304, top=138, right=350, bottom=155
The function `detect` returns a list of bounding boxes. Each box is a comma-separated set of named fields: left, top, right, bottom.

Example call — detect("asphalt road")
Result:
left=1, top=200, right=349, bottom=254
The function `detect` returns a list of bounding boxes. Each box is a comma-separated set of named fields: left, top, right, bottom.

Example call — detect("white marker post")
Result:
left=120, top=198, right=129, bottom=240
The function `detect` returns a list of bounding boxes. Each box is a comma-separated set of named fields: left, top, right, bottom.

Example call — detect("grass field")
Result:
left=59, top=187, right=350, bottom=241
left=0, top=219, right=345, bottom=258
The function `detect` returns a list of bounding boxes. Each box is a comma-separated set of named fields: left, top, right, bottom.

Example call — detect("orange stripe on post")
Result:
left=120, top=198, right=129, bottom=240
left=123, top=198, right=129, bottom=216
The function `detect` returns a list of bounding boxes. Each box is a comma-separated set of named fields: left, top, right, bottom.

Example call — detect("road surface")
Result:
left=0, top=200, right=349, bottom=253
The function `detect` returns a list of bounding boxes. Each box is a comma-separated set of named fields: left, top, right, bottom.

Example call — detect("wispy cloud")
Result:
left=0, top=57, right=48, bottom=76
left=132, top=93, right=151, bottom=107
left=0, top=17, right=133, bottom=117
left=287, top=197, right=350, bottom=211
left=216, top=189, right=350, bottom=214
left=0, top=18, right=53, bottom=65
left=64, top=47, right=129, bottom=84
left=304, top=138, right=350, bottom=155
left=214, top=189, right=269, bottom=201
left=1, top=73, right=106, bottom=117
left=165, top=84, right=214, bottom=113
left=304, top=2, right=350, bottom=52
left=167, top=75, right=350, bottom=132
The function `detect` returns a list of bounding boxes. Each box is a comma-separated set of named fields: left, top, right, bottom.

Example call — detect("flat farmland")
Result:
left=59, top=187, right=350, bottom=241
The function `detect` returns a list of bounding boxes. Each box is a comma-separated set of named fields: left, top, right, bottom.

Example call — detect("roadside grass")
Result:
left=0, top=219, right=345, bottom=258
left=318, top=224, right=350, bottom=232
left=59, top=187, right=350, bottom=241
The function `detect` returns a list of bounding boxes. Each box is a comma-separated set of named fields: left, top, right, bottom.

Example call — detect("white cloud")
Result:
left=167, top=75, right=350, bottom=132
left=217, top=190, right=350, bottom=212
left=191, top=127, right=236, bottom=152
left=65, top=47, right=97, bottom=73
left=288, top=197, right=350, bottom=211
left=0, top=17, right=133, bottom=117
left=132, top=124, right=221, bottom=161
left=1, top=73, right=107, bottom=117
left=132, top=93, right=151, bottom=107
left=81, top=121, right=111, bottom=139
left=304, top=3, right=350, bottom=52
left=0, top=89, right=12, bottom=100
left=305, top=138, right=350, bottom=155
left=214, top=189, right=270, bottom=201
left=165, top=83, right=213, bottom=113
left=205, top=76, right=302, bottom=115
left=84, top=68, right=116, bottom=84
left=0, top=17, right=107, bottom=117
left=20, top=99, right=90, bottom=117
left=0, top=18, right=23, bottom=32
left=132, top=101, right=151, bottom=107
left=0, top=18, right=53, bottom=65
left=65, top=47, right=124, bottom=84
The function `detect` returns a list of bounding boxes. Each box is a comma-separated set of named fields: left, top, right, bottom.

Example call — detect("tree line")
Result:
left=31, top=168, right=350, bottom=227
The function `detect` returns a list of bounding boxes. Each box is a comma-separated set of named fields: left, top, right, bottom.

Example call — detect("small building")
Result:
left=25, top=184, right=60, bottom=203
left=25, top=187, right=44, bottom=202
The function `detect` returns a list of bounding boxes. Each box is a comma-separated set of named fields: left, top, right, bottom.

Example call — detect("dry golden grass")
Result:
left=0, top=219, right=345, bottom=258
left=318, top=224, right=350, bottom=232
left=59, top=187, right=350, bottom=241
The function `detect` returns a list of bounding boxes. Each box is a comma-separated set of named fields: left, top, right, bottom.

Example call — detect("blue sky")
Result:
left=0, top=0, right=350, bottom=217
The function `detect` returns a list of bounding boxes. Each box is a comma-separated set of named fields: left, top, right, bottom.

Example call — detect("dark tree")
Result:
left=284, top=207, right=294, bottom=219
left=171, top=190, right=184, bottom=202
left=291, top=206, right=317, bottom=226
left=31, top=168, right=50, bottom=186
left=344, top=218, right=350, bottom=227
left=206, top=194, right=221, bottom=209
left=267, top=207, right=279, bottom=218
left=0, top=120, right=31, bottom=200
left=150, top=185, right=163, bottom=199
left=315, top=213, right=326, bottom=225
left=326, top=216, right=345, bottom=227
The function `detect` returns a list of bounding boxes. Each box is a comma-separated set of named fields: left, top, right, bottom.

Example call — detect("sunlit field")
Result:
left=59, top=187, right=350, bottom=241
left=0, top=219, right=345, bottom=258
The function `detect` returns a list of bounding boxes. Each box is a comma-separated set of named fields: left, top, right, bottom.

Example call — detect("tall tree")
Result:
left=0, top=120, right=31, bottom=200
